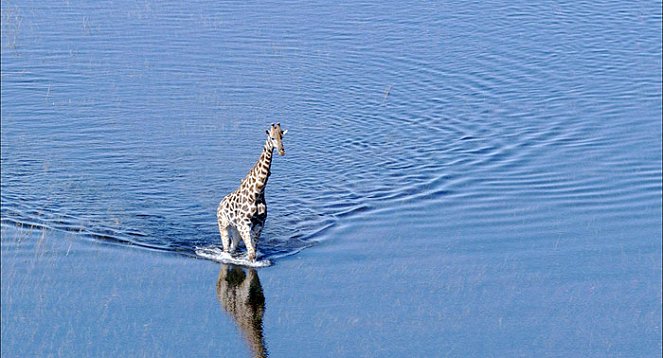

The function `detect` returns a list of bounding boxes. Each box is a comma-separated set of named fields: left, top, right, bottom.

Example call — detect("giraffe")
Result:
left=217, top=123, right=287, bottom=262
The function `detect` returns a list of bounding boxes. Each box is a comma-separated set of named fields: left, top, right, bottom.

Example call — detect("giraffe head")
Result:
left=266, top=122, right=288, bottom=156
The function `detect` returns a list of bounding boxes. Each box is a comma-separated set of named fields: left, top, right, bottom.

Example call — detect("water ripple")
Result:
left=2, top=0, right=660, bottom=264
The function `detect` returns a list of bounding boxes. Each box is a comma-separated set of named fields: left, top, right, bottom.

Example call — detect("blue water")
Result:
left=2, top=0, right=661, bottom=356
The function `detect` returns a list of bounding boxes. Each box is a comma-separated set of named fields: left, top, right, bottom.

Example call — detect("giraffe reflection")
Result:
left=216, top=265, right=268, bottom=358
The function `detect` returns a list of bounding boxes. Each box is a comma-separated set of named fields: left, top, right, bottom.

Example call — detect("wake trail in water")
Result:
left=194, top=247, right=272, bottom=267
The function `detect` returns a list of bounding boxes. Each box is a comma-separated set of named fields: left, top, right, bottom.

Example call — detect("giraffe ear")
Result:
left=265, top=129, right=270, bottom=136
left=282, top=129, right=288, bottom=136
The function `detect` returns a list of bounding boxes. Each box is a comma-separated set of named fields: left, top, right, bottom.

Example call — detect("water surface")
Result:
left=2, top=0, right=661, bottom=356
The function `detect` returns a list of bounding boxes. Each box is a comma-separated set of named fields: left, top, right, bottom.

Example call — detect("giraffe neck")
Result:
left=243, top=138, right=274, bottom=194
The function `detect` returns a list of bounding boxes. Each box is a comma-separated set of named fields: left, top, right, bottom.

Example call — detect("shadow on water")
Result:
left=216, top=265, right=268, bottom=358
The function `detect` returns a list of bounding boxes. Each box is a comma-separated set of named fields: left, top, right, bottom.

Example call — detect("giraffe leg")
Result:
left=218, top=221, right=231, bottom=253
left=238, top=223, right=256, bottom=261
left=250, top=224, right=263, bottom=252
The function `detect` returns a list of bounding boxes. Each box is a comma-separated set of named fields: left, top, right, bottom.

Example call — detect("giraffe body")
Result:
left=217, top=123, right=287, bottom=261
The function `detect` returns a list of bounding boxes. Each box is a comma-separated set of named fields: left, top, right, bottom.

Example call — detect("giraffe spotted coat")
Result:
left=217, top=123, right=287, bottom=261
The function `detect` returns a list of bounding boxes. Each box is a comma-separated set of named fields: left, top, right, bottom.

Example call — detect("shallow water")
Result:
left=2, top=0, right=662, bottom=356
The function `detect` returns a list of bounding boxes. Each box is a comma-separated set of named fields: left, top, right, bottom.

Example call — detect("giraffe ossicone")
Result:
left=217, top=123, right=287, bottom=262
